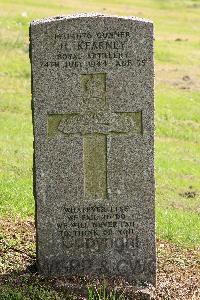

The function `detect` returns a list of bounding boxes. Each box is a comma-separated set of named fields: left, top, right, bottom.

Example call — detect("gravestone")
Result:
left=30, top=13, right=156, bottom=286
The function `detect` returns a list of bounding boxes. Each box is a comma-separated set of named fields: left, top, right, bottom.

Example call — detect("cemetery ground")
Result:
left=0, top=0, right=199, bottom=299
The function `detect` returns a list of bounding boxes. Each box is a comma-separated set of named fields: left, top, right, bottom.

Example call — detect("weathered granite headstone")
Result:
left=30, top=13, right=155, bottom=286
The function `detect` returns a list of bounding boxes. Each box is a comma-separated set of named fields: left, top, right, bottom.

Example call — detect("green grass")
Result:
left=0, top=283, right=126, bottom=300
left=0, top=286, right=63, bottom=300
left=156, top=207, right=200, bottom=247
left=87, top=284, right=126, bottom=300
left=0, top=0, right=199, bottom=251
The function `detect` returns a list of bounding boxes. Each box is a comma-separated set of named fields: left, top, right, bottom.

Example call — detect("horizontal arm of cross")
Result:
left=48, top=111, right=142, bottom=138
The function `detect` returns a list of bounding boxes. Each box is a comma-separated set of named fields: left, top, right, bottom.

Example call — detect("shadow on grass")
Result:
left=0, top=262, right=81, bottom=300
left=0, top=263, right=151, bottom=300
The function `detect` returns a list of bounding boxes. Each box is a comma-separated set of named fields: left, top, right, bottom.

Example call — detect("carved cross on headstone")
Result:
left=48, top=73, right=142, bottom=200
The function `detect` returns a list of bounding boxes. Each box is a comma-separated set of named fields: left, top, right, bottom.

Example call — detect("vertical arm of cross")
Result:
left=81, top=73, right=108, bottom=200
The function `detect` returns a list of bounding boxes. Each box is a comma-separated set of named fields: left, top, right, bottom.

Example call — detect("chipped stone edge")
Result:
left=30, top=12, right=153, bottom=26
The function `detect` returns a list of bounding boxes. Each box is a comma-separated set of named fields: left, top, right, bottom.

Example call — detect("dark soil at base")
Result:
left=0, top=218, right=199, bottom=299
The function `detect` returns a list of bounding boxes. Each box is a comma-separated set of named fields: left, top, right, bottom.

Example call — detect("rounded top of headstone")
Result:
left=30, top=13, right=153, bottom=26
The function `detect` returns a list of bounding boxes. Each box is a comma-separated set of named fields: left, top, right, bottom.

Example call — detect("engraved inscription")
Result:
left=48, top=73, right=143, bottom=199
left=57, top=204, right=137, bottom=249
left=44, top=256, right=155, bottom=280
left=42, top=30, right=151, bottom=70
